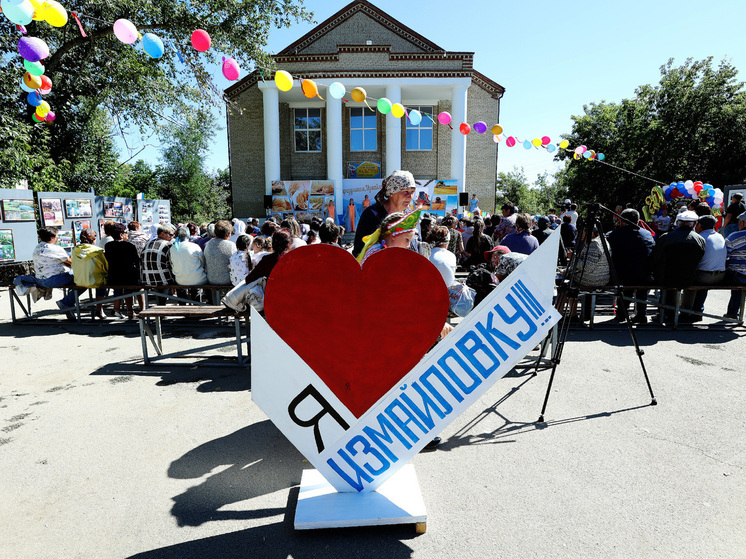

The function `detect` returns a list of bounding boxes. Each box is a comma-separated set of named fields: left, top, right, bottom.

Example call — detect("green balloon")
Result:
left=377, top=97, right=392, bottom=115
left=24, top=59, right=45, bottom=77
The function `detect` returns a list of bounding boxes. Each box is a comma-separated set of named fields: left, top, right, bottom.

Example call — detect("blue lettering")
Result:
left=455, top=330, right=501, bottom=379
left=385, top=400, right=426, bottom=443
left=495, top=294, right=538, bottom=341
left=474, top=311, right=521, bottom=360
left=400, top=381, right=446, bottom=430
left=363, top=413, right=409, bottom=459
left=438, top=349, right=482, bottom=395
left=327, top=448, right=373, bottom=492
left=420, top=366, right=459, bottom=410
left=346, top=435, right=390, bottom=477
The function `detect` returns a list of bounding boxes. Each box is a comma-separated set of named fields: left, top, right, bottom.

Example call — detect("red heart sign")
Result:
left=264, top=244, right=449, bottom=418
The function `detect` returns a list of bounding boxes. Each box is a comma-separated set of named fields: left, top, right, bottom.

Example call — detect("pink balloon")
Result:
left=506, top=136, right=516, bottom=147
left=45, top=111, right=56, bottom=122
left=541, top=136, right=551, bottom=145
left=113, top=19, right=139, bottom=45
left=222, top=57, right=240, bottom=81
left=437, top=111, right=451, bottom=125
left=191, top=29, right=211, bottom=52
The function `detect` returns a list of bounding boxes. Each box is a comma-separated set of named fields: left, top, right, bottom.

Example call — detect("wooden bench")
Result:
left=9, top=283, right=233, bottom=323
left=576, top=284, right=746, bottom=329
left=138, top=305, right=250, bottom=367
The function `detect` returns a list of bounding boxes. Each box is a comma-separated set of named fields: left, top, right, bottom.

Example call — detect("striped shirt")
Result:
left=725, top=229, right=746, bottom=275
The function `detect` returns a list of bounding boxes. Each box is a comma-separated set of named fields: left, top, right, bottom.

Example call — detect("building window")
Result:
left=406, top=106, right=434, bottom=151
left=350, top=107, right=377, bottom=151
left=294, top=108, right=322, bottom=152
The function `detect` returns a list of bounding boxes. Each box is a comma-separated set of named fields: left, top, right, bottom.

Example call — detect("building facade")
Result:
left=225, top=0, right=505, bottom=218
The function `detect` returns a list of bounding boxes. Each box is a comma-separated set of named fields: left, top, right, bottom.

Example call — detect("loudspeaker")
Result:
left=459, top=192, right=468, bottom=206
left=264, top=195, right=272, bottom=209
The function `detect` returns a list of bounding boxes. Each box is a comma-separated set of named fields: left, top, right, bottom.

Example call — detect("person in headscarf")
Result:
left=356, top=209, right=421, bottom=266
left=229, top=218, right=247, bottom=243
left=353, top=170, right=416, bottom=257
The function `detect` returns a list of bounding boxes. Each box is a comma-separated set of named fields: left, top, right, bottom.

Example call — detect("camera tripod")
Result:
left=536, top=203, right=657, bottom=423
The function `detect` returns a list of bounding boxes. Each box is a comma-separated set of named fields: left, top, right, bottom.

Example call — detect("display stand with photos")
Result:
left=37, top=190, right=98, bottom=250
left=0, top=188, right=38, bottom=262
left=136, top=199, right=171, bottom=236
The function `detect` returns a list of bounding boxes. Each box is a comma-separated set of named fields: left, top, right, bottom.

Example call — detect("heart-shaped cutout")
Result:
left=264, top=244, right=449, bottom=418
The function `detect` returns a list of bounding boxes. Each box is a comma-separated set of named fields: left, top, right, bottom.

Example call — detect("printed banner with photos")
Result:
left=271, top=180, right=336, bottom=224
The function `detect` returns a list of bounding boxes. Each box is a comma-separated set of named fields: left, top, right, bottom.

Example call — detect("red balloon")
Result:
left=459, top=122, right=471, bottom=135
left=693, top=183, right=703, bottom=193
left=191, top=29, right=211, bottom=52
left=671, top=188, right=680, bottom=198
left=39, top=75, right=52, bottom=90
left=506, top=136, right=516, bottom=147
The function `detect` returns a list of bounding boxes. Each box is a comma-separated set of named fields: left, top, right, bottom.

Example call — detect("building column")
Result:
left=385, top=85, right=402, bottom=176
left=326, top=94, right=344, bottom=222
left=261, top=86, right=281, bottom=196
left=451, top=85, right=469, bottom=193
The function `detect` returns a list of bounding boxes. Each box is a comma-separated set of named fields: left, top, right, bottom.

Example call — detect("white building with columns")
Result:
left=225, top=0, right=504, bottom=219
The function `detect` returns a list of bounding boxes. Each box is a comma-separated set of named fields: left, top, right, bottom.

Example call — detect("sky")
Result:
left=116, top=0, right=746, bottom=186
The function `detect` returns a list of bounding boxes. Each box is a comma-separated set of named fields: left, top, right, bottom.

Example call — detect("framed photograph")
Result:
left=72, top=220, right=91, bottom=238
left=1, top=199, right=36, bottom=222
left=40, top=198, right=64, bottom=226
left=57, top=229, right=75, bottom=249
left=123, top=204, right=133, bottom=215
left=98, top=219, right=107, bottom=239
left=104, top=201, right=124, bottom=218
left=0, top=229, right=15, bottom=261
left=64, top=198, right=93, bottom=219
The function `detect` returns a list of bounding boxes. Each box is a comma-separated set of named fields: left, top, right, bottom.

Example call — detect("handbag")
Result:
left=222, top=277, right=266, bottom=313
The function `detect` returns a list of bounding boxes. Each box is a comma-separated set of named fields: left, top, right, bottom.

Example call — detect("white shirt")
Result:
left=229, top=251, right=251, bottom=286
left=169, top=240, right=207, bottom=285
left=561, top=210, right=578, bottom=226
left=32, top=242, right=69, bottom=279
left=429, top=247, right=457, bottom=287
left=251, top=250, right=270, bottom=267
left=698, top=229, right=727, bottom=271
left=290, top=237, right=307, bottom=250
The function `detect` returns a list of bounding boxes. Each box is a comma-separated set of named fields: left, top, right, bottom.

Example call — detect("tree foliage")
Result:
left=554, top=57, right=746, bottom=208
left=0, top=0, right=313, bottom=190
left=496, top=168, right=568, bottom=215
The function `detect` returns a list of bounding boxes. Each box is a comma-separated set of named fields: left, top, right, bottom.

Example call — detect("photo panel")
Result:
left=64, top=198, right=93, bottom=219
left=1, top=199, right=36, bottom=222
left=310, top=180, right=335, bottom=196
left=40, top=198, right=64, bottom=226
left=57, top=229, right=74, bottom=248
left=0, top=229, right=15, bottom=261
left=433, top=180, right=458, bottom=196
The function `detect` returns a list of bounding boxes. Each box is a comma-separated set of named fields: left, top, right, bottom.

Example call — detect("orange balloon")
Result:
left=23, top=72, right=42, bottom=89
left=350, top=87, right=366, bottom=103
left=301, top=79, right=318, bottom=99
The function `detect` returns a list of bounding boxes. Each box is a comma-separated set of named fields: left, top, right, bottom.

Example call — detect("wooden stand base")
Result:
left=294, top=464, right=427, bottom=531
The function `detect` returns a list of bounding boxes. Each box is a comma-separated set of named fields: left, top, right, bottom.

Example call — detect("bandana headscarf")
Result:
left=356, top=208, right=422, bottom=263
left=374, top=170, right=416, bottom=204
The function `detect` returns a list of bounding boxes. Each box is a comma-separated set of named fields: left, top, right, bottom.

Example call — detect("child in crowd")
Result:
left=229, top=234, right=252, bottom=286
left=251, top=236, right=271, bottom=267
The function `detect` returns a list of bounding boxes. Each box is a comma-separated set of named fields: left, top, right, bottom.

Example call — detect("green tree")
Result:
left=555, top=57, right=746, bottom=209
left=0, top=0, right=313, bottom=190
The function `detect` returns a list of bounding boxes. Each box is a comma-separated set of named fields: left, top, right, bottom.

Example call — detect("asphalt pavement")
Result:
left=1, top=290, right=744, bottom=559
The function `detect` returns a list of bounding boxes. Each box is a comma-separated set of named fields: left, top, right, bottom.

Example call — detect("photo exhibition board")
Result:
left=270, top=181, right=336, bottom=224
left=0, top=188, right=37, bottom=261
left=36, top=191, right=97, bottom=251
left=136, top=199, right=171, bottom=236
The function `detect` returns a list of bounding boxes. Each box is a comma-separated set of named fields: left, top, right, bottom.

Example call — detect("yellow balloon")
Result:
left=350, top=87, right=366, bottom=103
left=36, top=100, right=50, bottom=116
left=573, top=152, right=581, bottom=160
left=559, top=140, right=569, bottom=149
left=532, top=138, right=542, bottom=147
left=391, top=103, right=405, bottom=118
left=42, top=0, right=68, bottom=27
left=23, top=72, right=42, bottom=89
left=30, top=0, right=45, bottom=21
left=274, top=70, right=293, bottom=92
left=491, top=124, right=503, bottom=135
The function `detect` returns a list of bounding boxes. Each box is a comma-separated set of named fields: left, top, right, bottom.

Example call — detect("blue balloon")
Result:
left=26, top=91, right=42, bottom=106
left=706, top=196, right=714, bottom=205
left=547, top=144, right=557, bottom=153
left=523, top=139, right=532, bottom=150
left=141, top=33, right=164, bottom=59
left=19, top=77, right=34, bottom=93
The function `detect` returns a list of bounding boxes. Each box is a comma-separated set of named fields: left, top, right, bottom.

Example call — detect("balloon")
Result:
left=693, top=183, right=703, bottom=193
left=222, top=57, right=240, bottom=81
left=45, top=111, right=56, bottom=122
left=583, top=151, right=592, bottom=159
left=191, top=29, right=211, bottom=52
left=459, top=122, right=471, bottom=135
left=350, top=87, right=366, bottom=103
left=573, top=153, right=581, bottom=160
left=301, top=79, right=318, bottom=99
left=437, top=111, right=451, bottom=125
left=274, top=70, right=293, bottom=91
left=589, top=150, right=596, bottom=159
left=19, top=77, right=35, bottom=93
left=142, top=33, right=165, bottom=59
left=23, top=72, right=41, bottom=89
left=491, top=124, right=503, bottom=135
left=684, top=179, right=694, bottom=191
left=523, top=139, right=532, bottom=150
left=39, top=85, right=51, bottom=95
left=39, top=74, right=52, bottom=91
left=36, top=100, right=50, bottom=116
left=541, top=136, right=551, bottom=145
left=391, top=103, right=405, bottom=118
left=23, top=59, right=44, bottom=76
left=41, top=0, right=67, bottom=27
left=1, top=0, right=34, bottom=25
left=547, top=144, right=557, bottom=153
left=580, top=145, right=587, bottom=153
left=113, top=19, right=139, bottom=44
left=328, top=81, right=345, bottom=99
left=473, top=121, right=487, bottom=134
left=597, top=153, right=605, bottom=161
left=34, top=108, right=46, bottom=120
left=17, top=36, right=50, bottom=62
left=532, top=138, right=542, bottom=147
left=408, top=109, right=422, bottom=126
left=505, top=136, right=516, bottom=147
left=492, top=135, right=500, bottom=143
left=559, top=140, right=569, bottom=149
left=574, top=146, right=584, bottom=155
left=26, top=91, right=42, bottom=106
left=377, top=97, right=392, bottom=114
left=32, top=113, right=43, bottom=123
left=29, top=0, right=44, bottom=21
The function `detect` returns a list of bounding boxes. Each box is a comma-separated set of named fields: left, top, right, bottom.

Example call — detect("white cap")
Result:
left=676, top=210, right=698, bottom=223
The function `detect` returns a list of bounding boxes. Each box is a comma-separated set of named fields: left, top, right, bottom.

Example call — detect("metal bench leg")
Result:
left=138, top=317, right=150, bottom=364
